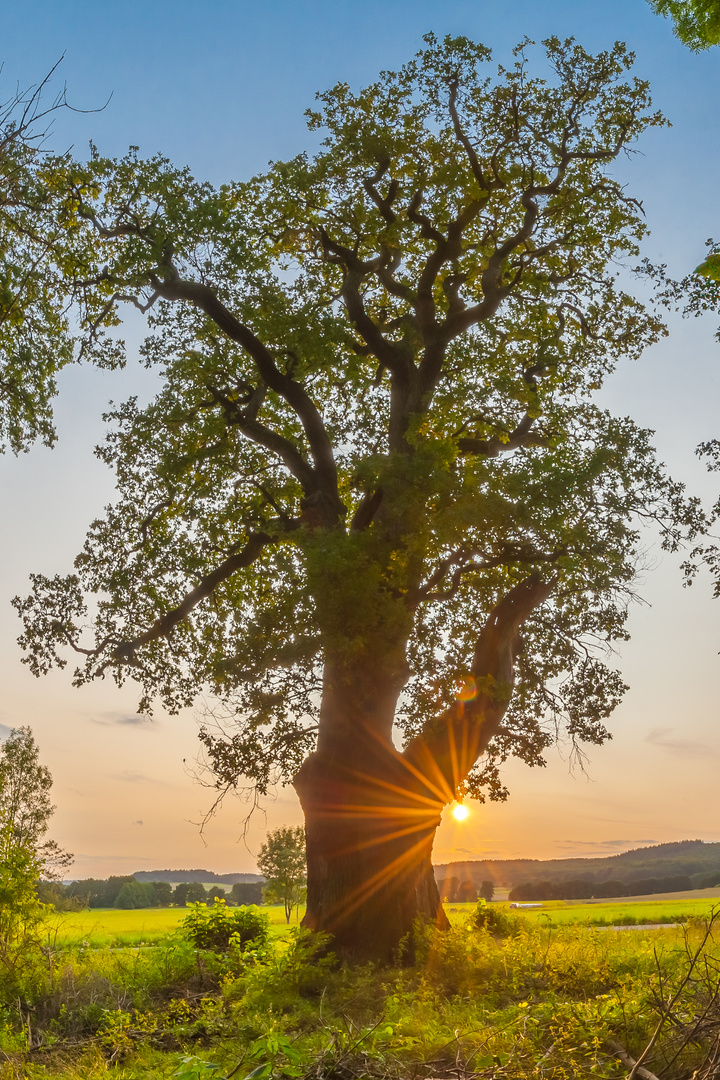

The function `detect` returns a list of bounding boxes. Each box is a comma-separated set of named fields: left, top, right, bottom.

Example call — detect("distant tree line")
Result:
left=132, top=869, right=263, bottom=886
left=436, top=842, right=720, bottom=891
left=508, top=873, right=710, bottom=901
left=37, top=876, right=264, bottom=910
left=438, top=877, right=495, bottom=903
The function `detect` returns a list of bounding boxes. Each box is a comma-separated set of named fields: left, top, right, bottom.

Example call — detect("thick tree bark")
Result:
left=293, top=573, right=555, bottom=961
left=294, top=738, right=447, bottom=961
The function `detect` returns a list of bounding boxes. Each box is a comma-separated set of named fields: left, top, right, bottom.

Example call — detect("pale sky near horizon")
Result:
left=1, top=0, right=720, bottom=879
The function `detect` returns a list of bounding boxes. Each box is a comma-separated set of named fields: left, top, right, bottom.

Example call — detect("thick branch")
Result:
left=350, top=488, right=384, bottom=532
left=362, top=158, right=400, bottom=225
left=403, top=573, right=555, bottom=792
left=447, top=75, right=491, bottom=192
left=318, top=228, right=413, bottom=376
left=457, top=413, right=551, bottom=457
left=148, top=270, right=342, bottom=514
left=112, top=530, right=275, bottom=664
left=205, top=383, right=320, bottom=500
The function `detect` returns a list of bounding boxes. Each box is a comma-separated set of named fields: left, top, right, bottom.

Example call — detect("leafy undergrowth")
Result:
left=2, top=905, right=720, bottom=1080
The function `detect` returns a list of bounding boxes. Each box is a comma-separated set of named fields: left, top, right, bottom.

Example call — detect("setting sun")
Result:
left=451, top=803, right=470, bottom=822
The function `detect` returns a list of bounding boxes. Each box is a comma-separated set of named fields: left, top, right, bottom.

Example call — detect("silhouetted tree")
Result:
left=479, top=880, right=495, bottom=902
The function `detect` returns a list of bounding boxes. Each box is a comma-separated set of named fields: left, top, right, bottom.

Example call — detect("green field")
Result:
left=45, top=890, right=720, bottom=949
left=447, top=892, right=720, bottom=928
left=45, top=903, right=303, bottom=947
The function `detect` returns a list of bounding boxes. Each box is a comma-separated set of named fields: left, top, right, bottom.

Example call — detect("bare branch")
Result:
left=417, top=544, right=565, bottom=604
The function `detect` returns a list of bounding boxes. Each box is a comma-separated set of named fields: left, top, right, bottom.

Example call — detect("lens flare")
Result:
left=451, top=802, right=469, bottom=822
left=455, top=676, right=477, bottom=702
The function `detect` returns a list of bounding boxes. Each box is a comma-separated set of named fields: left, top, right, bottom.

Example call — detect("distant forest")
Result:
left=435, top=840, right=720, bottom=895
left=132, top=869, right=264, bottom=885
left=39, top=876, right=265, bottom=910
left=508, top=874, right=711, bottom=901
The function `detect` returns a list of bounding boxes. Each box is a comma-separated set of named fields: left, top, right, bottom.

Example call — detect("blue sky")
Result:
left=1, top=0, right=719, bottom=876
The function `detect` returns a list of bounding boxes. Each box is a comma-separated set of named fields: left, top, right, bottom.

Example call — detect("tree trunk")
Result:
left=294, top=573, right=555, bottom=962
left=294, top=736, right=448, bottom=962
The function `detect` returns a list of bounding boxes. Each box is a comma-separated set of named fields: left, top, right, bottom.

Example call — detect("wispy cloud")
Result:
left=91, top=712, right=153, bottom=728
left=452, top=846, right=502, bottom=857
left=72, top=853, right=155, bottom=865
left=133, top=820, right=144, bottom=826
left=0, top=723, right=13, bottom=741
left=111, top=770, right=158, bottom=785
left=555, top=838, right=657, bottom=854
left=645, top=727, right=712, bottom=757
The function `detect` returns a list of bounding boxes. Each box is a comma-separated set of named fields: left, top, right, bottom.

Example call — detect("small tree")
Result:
left=442, top=876, right=460, bottom=903
left=257, top=826, right=306, bottom=924
left=0, top=727, right=71, bottom=880
left=174, top=881, right=207, bottom=906
left=230, top=881, right=263, bottom=906
left=457, top=879, right=478, bottom=903
left=152, top=880, right=173, bottom=906
left=479, top=880, right=495, bottom=902
left=0, top=727, right=70, bottom=999
left=115, top=879, right=157, bottom=909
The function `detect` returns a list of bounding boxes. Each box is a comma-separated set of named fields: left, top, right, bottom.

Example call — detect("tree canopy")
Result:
left=674, top=240, right=720, bottom=592
left=0, top=64, right=120, bottom=453
left=13, top=35, right=704, bottom=955
left=0, top=725, right=71, bottom=879
left=0, top=727, right=71, bottom=985
left=257, top=826, right=306, bottom=924
left=647, top=0, right=720, bottom=48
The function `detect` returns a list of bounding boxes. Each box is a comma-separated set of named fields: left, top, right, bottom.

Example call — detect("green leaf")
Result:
left=695, top=254, right=720, bottom=281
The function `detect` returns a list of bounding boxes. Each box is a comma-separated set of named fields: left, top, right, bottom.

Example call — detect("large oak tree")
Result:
left=15, top=36, right=702, bottom=959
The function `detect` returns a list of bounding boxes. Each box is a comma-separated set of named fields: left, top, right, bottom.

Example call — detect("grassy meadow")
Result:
left=449, top=891, right=720, bottom=928
left=42, top=890, right=720, bottom=949
left=46, top=903, right=302, bottom=947
left=3, top=892, right=720, bottom=1080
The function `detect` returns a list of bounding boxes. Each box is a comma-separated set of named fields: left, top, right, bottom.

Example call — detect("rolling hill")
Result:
left=435, top=840, right=720, bottom=890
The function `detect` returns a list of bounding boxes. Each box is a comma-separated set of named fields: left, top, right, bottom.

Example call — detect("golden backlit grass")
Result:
left=5, top=908, right=720, bottom=1080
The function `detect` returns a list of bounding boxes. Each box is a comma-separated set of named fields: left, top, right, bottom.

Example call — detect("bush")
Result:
left=180, top=899, right=269, bottom=952
left=472, top=900, right=522, bottom=937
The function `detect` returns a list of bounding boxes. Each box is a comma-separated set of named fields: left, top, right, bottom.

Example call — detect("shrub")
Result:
left=180, top=899, right=269, bottom=952
left=472, top=900, right=522, bottom=937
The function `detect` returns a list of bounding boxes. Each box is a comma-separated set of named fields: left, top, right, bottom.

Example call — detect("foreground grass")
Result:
left=2, top=904, right=720, bottom=1080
